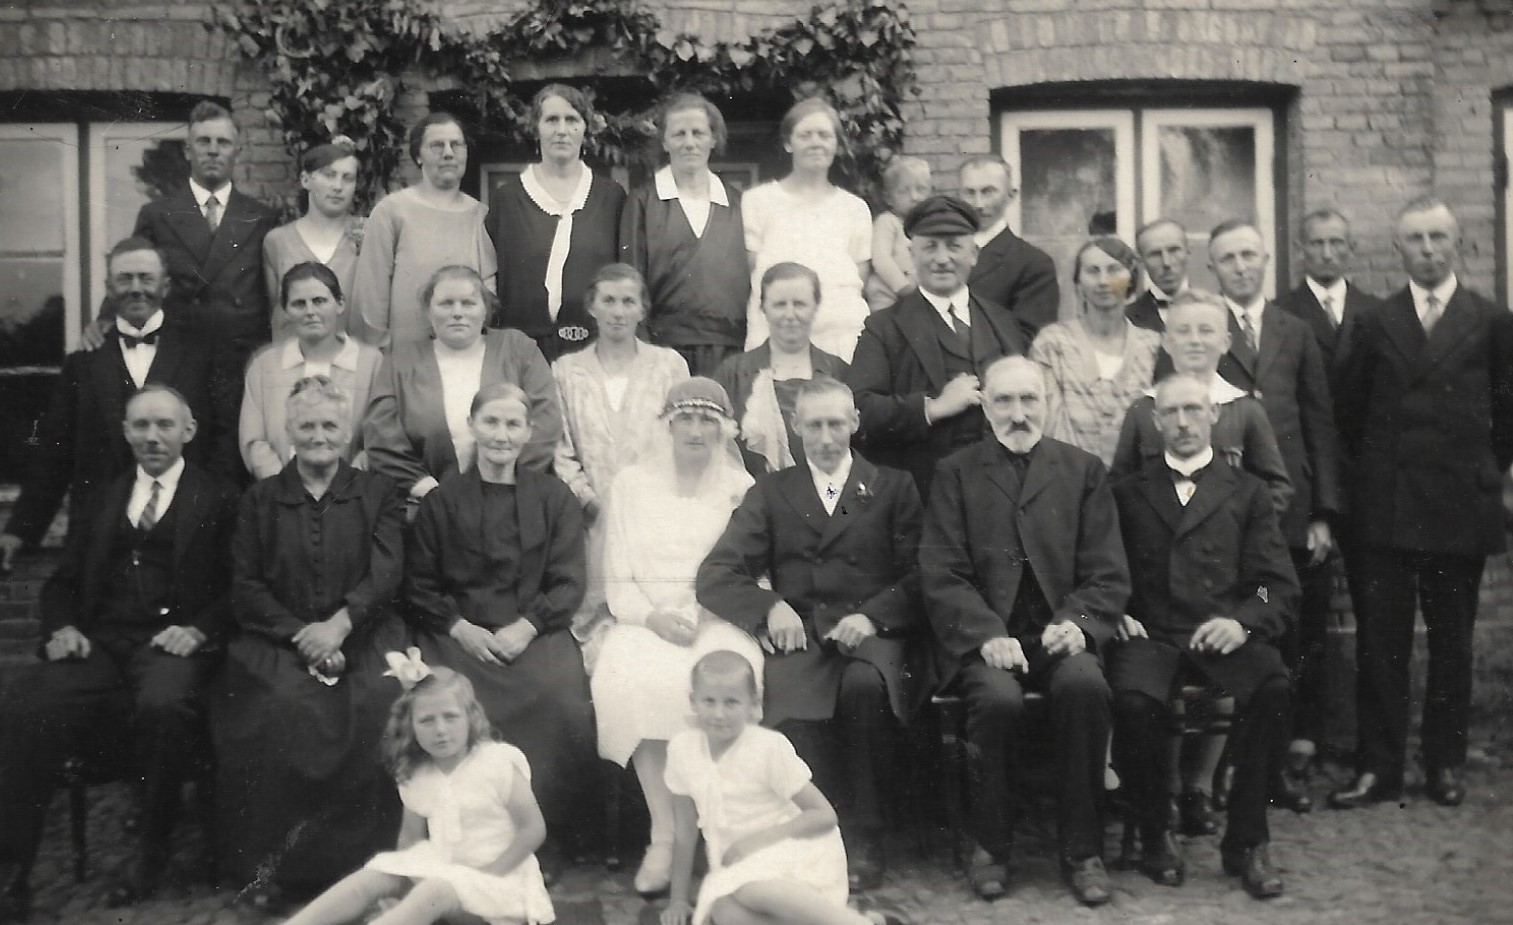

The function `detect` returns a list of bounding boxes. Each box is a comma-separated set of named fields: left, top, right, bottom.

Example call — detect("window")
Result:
left=1000, top=103, right=1279, bottom=318
left=1499, top=96, right=1511, bottom=308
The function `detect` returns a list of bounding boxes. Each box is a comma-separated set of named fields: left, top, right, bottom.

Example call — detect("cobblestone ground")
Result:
left=17, top=749, right=1513, bottom=925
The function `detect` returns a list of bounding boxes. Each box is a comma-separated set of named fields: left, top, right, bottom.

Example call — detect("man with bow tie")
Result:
left=697, top=375, right=926, bottom=891
left=920, top=356, right=1128, bottom=907
left=1127, top=218, right=1192, bottom=333
left=0, top=238, right=233, bottom=572
left=1110, top=372, right=1299, bottom=900
left=0, top=385, right=239, bottom=918
left=1330, top=197, right=1513, bottom=811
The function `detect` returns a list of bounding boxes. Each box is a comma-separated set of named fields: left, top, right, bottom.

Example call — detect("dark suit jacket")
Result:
left=921, top=436, right=1129, bottom=684
left=1157, top=302, right=1341, bottom=546
left=969, top=227, right=1060, bottom=333
left=39, top=462, right=239, bottom=642
left=1111, top=457, right=1297, bottom=703
left=1274, top=280, right=1382, bottom=379
left=847, top=289, right=1030, bottom=494
left=128, top=186, right=280, bottom=347
left=1125, top=290, right=1167, bottom=333
left=697, top=455, right=927, bottom=726
left=4, top=325, right=236, bottom=546
left=1336, top=283, right=1513, bottom=556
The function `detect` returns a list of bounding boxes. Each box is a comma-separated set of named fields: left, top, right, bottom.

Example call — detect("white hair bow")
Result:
left=383, top=647, right=433, bottom=690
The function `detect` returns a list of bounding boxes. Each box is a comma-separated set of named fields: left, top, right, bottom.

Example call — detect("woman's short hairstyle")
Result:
left=1071, top=236, right=1141, bottom=287
left=779, top=97, right=844, bottom=146
left=529, top=84, right=595, bottom=138
left=419, top=265, right=497, bottom=317
left=285, top=375, right=353, bottom=425
left=469, top=381, right=531, bottom=419
left=407, top=112, right=466, bottom=165
left=280, top=261, right=344, bottom=307
left=656, top=92, right=727, bottom=155
left=301, top=134, right=359, bottom=175
left=759, top=261, right=822, bottom=306
left=383, top=667, right=497, bottom=783
left=583, top=263, right=650, bottom=315
left=690, top=650, right=759, bottom=699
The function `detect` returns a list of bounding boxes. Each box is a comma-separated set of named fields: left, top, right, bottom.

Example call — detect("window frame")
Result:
left=0, top=123, right=82, bottom=361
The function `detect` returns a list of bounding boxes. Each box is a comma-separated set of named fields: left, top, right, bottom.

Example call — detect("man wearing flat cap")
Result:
left=848, top=195, right=1032, bottom=497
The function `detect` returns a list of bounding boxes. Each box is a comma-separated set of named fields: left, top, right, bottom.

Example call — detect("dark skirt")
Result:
left=212, top=615, right=409, bottom=891
left=413, top=627, right=595, bottom=837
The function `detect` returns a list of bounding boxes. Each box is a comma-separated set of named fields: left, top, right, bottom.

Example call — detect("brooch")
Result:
left=559, top=325, right=591, bottom=342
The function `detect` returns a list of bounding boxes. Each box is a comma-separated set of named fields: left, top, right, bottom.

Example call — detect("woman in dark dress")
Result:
left=713, top=262, right=848, bottom=479
left=405, top=381, right=593, bottom=867
left=491, top=84, right=626, bottom=362
left=620, top=92, right=749, bottom=376
left=215, top=377, right=408, bottom=907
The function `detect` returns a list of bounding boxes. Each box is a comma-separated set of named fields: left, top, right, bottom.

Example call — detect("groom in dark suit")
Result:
left=697, top=375, right=926, bottom=891
left=1330, top=197, right=1513, bottom=811
left=101, top=101, right=279, bottom=358
left=957, top=156, right=1059, bottom=333
left=848, top=195, right=1031, bottom=497
left=0, top=238, right=232, bottom=571
left=0, top=385, right=239, bottom=917
left=1111, top=373, right=1298, bottom=900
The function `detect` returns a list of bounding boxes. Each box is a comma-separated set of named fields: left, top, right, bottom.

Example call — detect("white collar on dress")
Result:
left=521, top=163, right=594, bottom=217
left=654, top=166, right=729, bottom=206
left=279, top=335, right=359, bottom=371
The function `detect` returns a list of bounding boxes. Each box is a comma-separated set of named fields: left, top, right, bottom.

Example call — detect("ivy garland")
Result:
left=215, top=0, right=918, bottom=210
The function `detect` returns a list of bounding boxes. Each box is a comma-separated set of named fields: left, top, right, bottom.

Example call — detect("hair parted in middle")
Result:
left=383, top=666, right=498, bottom=782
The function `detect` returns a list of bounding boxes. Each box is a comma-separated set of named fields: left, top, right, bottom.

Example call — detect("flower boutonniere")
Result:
left=855, top=481, right=874, bottom=502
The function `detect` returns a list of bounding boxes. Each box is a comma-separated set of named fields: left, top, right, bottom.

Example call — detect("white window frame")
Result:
left=1141, top=107, right=1276, bottom=297
left=0, top=123, right=81, bottom=356
left=998, top=109, right=1138, bottom=247
left=88, top=121, right=180, bottom=319
left=1503, top=104, right=1512, bottom=308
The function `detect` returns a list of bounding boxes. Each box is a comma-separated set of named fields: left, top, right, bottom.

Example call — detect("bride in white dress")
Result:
left=591, top=377, right=763, bottom=895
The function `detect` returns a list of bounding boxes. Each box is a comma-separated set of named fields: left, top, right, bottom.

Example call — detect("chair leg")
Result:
left=604, top=762, right=623, bottom=872
left=935, top=699, right=967, bottom=869
left=64, top=759, right=87, bottom=883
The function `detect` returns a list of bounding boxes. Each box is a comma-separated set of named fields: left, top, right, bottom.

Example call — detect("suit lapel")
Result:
left=1420, top=288, right=1479, bottom=374
left=1255, top=303, right=1285, bottom=383
left=1376, top=291, right=1431, bottom=376
left=817, top=456, right=876, bottom=551
left=972, top=293, right=1026, bottom=356
left=1137, top=465, right=1183, bottom=533
left=1175, top=460, right=1239, bottom=538
left=165, top=188, right=214, bottom=269
left=90, top=336, right=130, bottom=430
left=1018, top=441, right=1056, bottom=507
left=200, top=189, right=256, bottom=284
left=145, top=328, right=186, bottom=385
left=779, top=465, right=830, bottom=537
left=1226, top=308, right=1259, bottom=379
left=895, top=293, right=948, bottom=389
left=171, top=465, right=203, bottom=566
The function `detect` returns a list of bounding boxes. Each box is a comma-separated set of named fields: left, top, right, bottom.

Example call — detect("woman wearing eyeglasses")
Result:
left=240, top=262, right=383, bottom=480
left=351, top=112, right=497, bottom=348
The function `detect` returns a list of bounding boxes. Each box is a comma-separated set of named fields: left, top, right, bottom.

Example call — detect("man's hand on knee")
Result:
left=824, top=613, right=877, bottom=650
left=1041, top=619, right=1087, bottom=657
left=981, top=636, right=1027, bottom=672
left=44, top=625, right=90, bottom=661
left=150, top=625, right=206, bottom=658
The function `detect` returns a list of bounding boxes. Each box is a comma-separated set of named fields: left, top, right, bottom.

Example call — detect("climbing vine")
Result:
left=215, top=0, right=918, bottom=209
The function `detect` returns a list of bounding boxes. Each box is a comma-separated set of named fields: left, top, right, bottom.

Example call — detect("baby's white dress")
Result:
left=366, top=741, right=555, bottom=924
left=665, top=726, right=848, bottom=925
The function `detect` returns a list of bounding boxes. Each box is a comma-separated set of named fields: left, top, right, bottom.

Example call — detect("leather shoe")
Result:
left=1178, top=790, right=1220, bottom=836
left=1137, top=829, right=1185, bottom=887
left=1271, top=769, right=1313, bottom=814
left=964, top=842, right=1008, bottom=901
left=1221, top=841, right=1284, bottom=899
left=1327, top=772, right=1401, bottom=810
left=848, top=837, right=887, bottom=892
left=1062, top=855, right=1112, bottom=907
left=1426, top=767, right=1466, bottom=807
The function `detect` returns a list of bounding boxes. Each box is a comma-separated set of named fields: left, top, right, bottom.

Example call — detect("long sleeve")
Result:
left=1235, top=402, right=1295, bottom=519
left=854, top=474, right=923, bottom=634
left=511, top=337, right=565, bottom=473
left=1109, top=400, right=1145, bottom=482
left=341, top=477, right=406, bottom=625
left=404, top=491, right=465, bottom=635
left=1053, top=461, right=1129, bottom=649
left=37, top=522, right=88, bottom=635
left=239, top=359, right=284, bottom=479
left=1010, top=247, right=1061, bottom=333
left=1029, top=332, right=1073, bottom=449
left=1490, top=308, right=1513, bottom=471
left=848, top=320, right=931, bottom=447
left=919, top=462, right=1009, bottom=660
left=602, top=478, right=659, bottom=626
left=550, top=363, right=595, bottom=505
left=362, top=354, right=430, bottom=493
left=695, top=481, right=784, bottom=636
left=520, top=480, right=586, bottom=633
left=230, top=490, right=307, bottom=642
left=619, top=187, right=650, bottom=278
left=1228, top=483, right=1300, bottom=643
left=1294, top=330, right=1342, bottom=520
left=184, top=483, right=239, bottom=643
left=352, top=197, right=399, bottom=344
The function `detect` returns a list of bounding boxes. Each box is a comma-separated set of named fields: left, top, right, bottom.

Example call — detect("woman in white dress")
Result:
left=553, top=264, right=689, bottom=659
left=742, top=98, right=872, bottom=362
left=592, top=378, right=762, bottom=896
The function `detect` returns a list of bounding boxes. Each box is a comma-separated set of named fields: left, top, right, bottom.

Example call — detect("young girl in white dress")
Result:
left=662, top=651, right=905, bottom=925
left=283, top=651, right=555, bottom=925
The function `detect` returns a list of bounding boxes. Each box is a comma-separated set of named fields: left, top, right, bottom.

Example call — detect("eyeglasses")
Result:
left=424, top=140, right=467, bottom=154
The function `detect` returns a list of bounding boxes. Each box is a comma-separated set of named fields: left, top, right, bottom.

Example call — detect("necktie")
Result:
left=204, top=193, right=221, bottom=233
left=1170, top=465, right=1203, bottom=507
left=1322, top=295, right=1338, bottom=330
left=139, top=480, right=162, bottom=531
left=1239, top=310, right=1258, bottom=352
left=1422, top=294, right=1442, bottom=335
left=122, top=331, right=159, bottom=349
left=947, top=303, right=969, bottom=340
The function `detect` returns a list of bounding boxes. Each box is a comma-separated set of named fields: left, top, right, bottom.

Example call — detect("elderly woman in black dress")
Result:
left=404, top=381, right=592, bottom=870
left=215, top=377, right=408, bottom=907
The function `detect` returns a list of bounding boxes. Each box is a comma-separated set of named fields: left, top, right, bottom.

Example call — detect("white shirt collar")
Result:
left=1305, top=276, right=1348, bottom=311
left=188, top=176, right=232, bottom=209
left=974, top=216, right=1007, bottom=248
left=1224, top=294, right=1266, bottom=319
left=1165, top=445, right=1214, bottom=478
left=279, top=335, right=359, bottom=371
left=919, top=285, right=973, bottom=328
left=135, top=456, right=185, bottom=491
left=117, top=310, right=165, bottom=338
left=809, top=452, right=854, bottom=499
left=653, top=166, right=729, bottom=206
left=1408, top=274, right=1458, bottom=316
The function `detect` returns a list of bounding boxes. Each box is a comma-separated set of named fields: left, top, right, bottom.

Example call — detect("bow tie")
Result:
left=121, top=331, right=159, bottom=349
left=1169, top=464, right=1205, bottom=483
